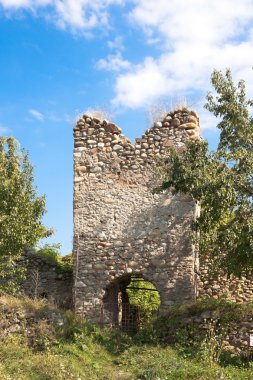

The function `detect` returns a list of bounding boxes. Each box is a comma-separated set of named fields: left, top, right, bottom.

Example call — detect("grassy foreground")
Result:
left=1, top=296, right=253, bottom=379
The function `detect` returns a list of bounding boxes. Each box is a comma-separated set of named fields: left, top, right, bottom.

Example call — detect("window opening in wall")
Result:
left=102, top=274, right=161, bottom=332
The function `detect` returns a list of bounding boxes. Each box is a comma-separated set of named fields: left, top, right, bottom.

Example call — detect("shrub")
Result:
left=36, top=244, right=73, bottom=273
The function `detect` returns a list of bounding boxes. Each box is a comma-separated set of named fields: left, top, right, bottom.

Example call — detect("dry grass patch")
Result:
left=0, top=294, right=56, bottom=315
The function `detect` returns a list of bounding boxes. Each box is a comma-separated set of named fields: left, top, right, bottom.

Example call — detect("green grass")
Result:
left=1, top=334, right=253, bottom=380
left=118, top=345, right=253, bottom=380
left=1, top=297, right=253, bottom=379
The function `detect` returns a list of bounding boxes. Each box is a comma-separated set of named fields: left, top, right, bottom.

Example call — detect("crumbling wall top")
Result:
left=73, top=108, right=201, bottom=178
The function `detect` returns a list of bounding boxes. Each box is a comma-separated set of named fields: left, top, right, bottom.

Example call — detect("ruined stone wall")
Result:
left=73, top=109, right=201, bottom=322
left=198, top=257, right=253, bottom=303
left=14, top=106, right=253, bottom=314
left=20, top=250, right=73, bottom=309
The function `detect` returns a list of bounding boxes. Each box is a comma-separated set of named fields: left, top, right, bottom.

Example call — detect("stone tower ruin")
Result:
left=73, top=109, right=201, bottom=324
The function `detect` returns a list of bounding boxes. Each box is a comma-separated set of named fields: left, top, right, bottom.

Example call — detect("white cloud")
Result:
left=0, top=0, right=29, bottom=6
left=112, top=57, right=170, bottom=107
left=112, top=0, right=253, bottom=118
left=96, top=52, right=131, bottom=72
left=129, top=0, right=253, bottom=46
left=0, top=0, right=125, bottom=31
left=29, top=109, right=44, bottom=121
left=0, top=0, right=50, bottom=9
left=107, top=36, right=124, bottom=50
left=48, top=112, right=72, bottom=123
left=2, top=0, right=253, bottom=127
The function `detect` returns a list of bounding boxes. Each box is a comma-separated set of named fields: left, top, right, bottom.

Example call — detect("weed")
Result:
left=1, top=296, right=253, bottom=379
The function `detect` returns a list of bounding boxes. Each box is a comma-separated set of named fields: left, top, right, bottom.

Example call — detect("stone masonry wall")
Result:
left=73, top=108, right=201, bottom=322
left=17, top=108, right=253, bottom=315
left=198, top=257, right=253, bottom=303
left=20, top=250, right=73, bottom=309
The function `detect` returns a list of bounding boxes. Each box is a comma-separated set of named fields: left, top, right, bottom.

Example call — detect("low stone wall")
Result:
left=1, top=295, right=252, bottom=357
left=198, top=257, right=253, bottom=303
left=0, top=296, right=65, bottom=349
left=20, top=250, right=73, bottom=309
left=178, top=308, right=253, bottom=355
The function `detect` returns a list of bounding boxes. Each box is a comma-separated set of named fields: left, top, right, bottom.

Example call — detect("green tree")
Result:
left=160, top=69, right=253, bottom=275
left=0, top=137, right=47, bottom=293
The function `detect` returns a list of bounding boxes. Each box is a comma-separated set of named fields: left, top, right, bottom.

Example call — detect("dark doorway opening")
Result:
left=102, top=274, right=160, bottom=332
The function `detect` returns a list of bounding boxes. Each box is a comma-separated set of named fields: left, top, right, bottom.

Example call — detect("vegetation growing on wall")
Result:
left=159, top=69, right=253, bottom=275
left=36, top=243, right=73, bottom=273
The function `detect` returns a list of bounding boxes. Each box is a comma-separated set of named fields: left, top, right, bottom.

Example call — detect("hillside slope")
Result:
left=1, top=296, right=253, bottom=380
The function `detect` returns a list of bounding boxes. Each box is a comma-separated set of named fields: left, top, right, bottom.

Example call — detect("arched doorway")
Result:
left=101, top=274, right=161, bottom=332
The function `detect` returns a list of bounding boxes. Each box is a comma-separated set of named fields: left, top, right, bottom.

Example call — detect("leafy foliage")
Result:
left=0, top=138, right=47, bottom=293
left=37, top=243, right=61, bottom=264
left=127, top=279, right=160, bottom=325
left=37, top=243, right=73, bottom=273
left=160, top=69, right=253, bottom=275
left=36, top=243, right=73, bottom=273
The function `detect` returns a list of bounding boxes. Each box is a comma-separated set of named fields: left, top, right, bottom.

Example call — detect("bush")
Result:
left=36, top=244, right=73, bottom=273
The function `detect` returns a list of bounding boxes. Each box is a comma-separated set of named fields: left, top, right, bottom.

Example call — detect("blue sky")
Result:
left=0, top=0, right=253, bottom=254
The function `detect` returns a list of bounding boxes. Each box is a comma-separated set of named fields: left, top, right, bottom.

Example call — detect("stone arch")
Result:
left=102, top=272, right=161, bottom=329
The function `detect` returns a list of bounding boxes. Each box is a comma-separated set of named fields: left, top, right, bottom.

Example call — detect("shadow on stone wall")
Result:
left=20, top=250, right=73, bottom=309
